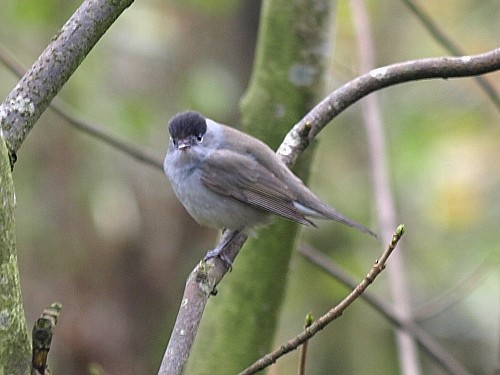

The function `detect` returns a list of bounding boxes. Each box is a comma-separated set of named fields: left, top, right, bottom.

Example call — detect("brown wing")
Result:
left=200, top=150, right=314, bottom=226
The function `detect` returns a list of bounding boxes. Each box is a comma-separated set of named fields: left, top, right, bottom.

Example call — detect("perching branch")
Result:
left=0, top=0, right=135, bottom=164
left=157, top=231, right=247, bottom=375
left=238, top=225, right=405, bottom=375
left=160, top=48, right=499, bottom=374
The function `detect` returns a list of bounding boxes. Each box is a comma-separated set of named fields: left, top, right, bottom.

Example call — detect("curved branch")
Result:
left=0, top=0, right=135, bottom=162
left=278, top=48, right=500, bottom=167
left=160, top=48, right=499, bottom=374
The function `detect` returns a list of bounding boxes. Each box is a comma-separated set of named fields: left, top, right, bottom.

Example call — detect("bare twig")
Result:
left=297, top=244, right=474, bottom=375
left=414, top=256, right=493, bottom=321
left=238, top=225, right=405, bottom=375
left=350, top=1, right=420, bottom=374
left=0, top=43, right=163, bottom=171
left=49, top=100, right=163, bottom=170
left=400, top=0, right=500, bottom=110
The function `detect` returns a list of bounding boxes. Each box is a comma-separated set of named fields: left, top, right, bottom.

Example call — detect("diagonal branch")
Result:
left=400, top=0, right=500, bottom=111
left=0, top=43, right=163, bottom=170
left=0, top=0, right=135, bottom=163
left=238, top=225, right=405, bottom=375
left=297, top=244, right=474, bottom=375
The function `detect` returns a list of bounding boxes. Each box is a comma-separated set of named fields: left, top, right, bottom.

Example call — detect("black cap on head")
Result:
left=168, top=111, right=207, bottom=139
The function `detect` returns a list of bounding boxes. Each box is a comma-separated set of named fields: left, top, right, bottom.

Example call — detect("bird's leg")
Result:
left=204, top=229, right=241, bottom=269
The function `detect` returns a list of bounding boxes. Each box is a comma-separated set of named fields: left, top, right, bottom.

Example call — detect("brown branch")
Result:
left=0, top=43, right=163, bottom=171
left=238, top=225, right=405, bottom=375
left=48, top=100, right=163, bottom=170
left=297, top=244, right=474, bottom=375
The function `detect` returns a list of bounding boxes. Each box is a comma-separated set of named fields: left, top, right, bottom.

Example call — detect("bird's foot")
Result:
left=204, top=248, right=233, bottom=271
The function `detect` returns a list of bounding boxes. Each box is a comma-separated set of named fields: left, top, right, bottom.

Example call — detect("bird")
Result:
left=164, top=111, right=376, bottom=264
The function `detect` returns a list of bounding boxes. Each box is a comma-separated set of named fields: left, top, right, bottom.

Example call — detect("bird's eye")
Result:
left=171, top=137, right=177, bottom=147
left=196, top=134, right=203, bottom=143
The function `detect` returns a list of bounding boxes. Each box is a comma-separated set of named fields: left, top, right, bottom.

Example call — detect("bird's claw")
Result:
left=204, top=249, right=233, bottom=271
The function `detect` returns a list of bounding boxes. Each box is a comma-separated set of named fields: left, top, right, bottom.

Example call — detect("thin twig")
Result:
left=0, top=43, right=163, bottom=171
left=49, top=100, right=163, bottom=170
left=400, top=0, right=500, bottom=111
left=238, top=225, right=405, bottom=375
left=414, top=255, right=493, bottom=321
left=297, top=243, right=474, bottom=375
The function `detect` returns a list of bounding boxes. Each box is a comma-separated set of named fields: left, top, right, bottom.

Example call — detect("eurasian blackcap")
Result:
left=164, top=111, right=376, bottom=263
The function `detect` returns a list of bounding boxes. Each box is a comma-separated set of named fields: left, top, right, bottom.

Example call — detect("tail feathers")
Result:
left=293, top=201, right=377, bottom=238
left=324, top=209, right=377, bottom=238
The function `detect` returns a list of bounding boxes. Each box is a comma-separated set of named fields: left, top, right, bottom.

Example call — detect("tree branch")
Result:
left=157, top=231, right=247, bottom=375
left=297, top=243, right=474, bottom=375
left=0, top=0, right=135, bottom=163
left=31, top=303, right=62, bottom=375
left=0, top=136, right=30, bottom=374
left=278, top=48, right=500, bottom=167
left=238, top=225, right=405, bottom=375
left=413, top=255, right=493, bottom=321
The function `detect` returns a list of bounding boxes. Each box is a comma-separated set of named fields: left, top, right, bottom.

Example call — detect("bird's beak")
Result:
left=177, top=141, right=191, bottom=150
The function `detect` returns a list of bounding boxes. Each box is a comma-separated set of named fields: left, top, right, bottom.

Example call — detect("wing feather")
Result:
left=200, top=150, right=314, bottom=226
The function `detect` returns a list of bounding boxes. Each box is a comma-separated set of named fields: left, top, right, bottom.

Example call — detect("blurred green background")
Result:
left=1, top=0, right=498, bottom=374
